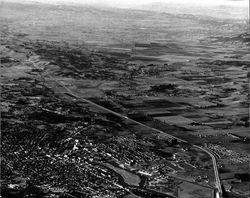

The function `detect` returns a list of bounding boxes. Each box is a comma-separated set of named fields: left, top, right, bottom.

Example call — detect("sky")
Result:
left=6, top=0, right=249, bottom=7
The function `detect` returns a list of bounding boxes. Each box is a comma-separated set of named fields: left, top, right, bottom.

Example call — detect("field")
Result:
left=103, top=163, right=141, bottom=187
left=178, top=182, right=214, bottom=198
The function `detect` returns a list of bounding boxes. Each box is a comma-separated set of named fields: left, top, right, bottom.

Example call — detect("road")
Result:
left=194, top=145, right=223, bottom=198
left=29, top=58, right=222, bottom=198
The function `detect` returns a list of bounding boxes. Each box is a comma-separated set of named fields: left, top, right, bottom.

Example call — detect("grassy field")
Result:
left=104, top=163, right=141, bottom=186
left=178, top=181, right=214, bottom=198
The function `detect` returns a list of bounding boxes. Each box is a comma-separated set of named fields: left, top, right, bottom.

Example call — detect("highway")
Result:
left=29, top=57, right=223, bottom=198
left=194, top=145, right=223, bottom=198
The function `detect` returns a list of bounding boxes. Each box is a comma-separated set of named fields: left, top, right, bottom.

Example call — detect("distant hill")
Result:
left=137, top=2, right=248, bottom=20
left=0, top=1, right=247, bottom=45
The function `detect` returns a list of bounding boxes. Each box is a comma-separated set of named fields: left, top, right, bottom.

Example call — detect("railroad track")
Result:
left=29, top=57, right=223, bottom=198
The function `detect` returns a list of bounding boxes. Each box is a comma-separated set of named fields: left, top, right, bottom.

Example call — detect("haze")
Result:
left=4, top=0, right=249, bottom=7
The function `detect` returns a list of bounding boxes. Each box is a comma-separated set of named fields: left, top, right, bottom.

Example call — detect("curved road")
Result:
left=30, top=58, right=222, bottom=198
left=194, top=145, right=222, bottom=198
